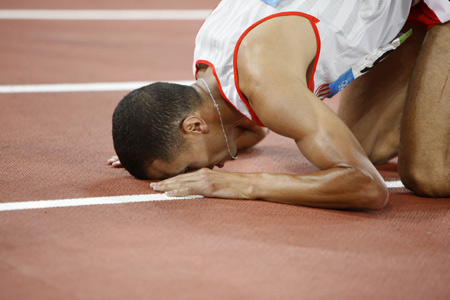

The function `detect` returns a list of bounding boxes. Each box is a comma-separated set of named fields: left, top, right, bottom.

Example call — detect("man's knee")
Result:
left=398, top=159, right=450, bottom=197
left=396, top=23, right=450, bottom=198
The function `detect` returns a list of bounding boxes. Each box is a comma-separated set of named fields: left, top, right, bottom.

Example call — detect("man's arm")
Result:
left=235, top=15, right=388, bottom=210
left=239, top=79, right=388, bottom=210
left=234, top=119, right=269, bottom=151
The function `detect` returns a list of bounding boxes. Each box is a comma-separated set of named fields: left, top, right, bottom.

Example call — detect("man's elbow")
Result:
left=352, top=169, right=389, bottom=211
left=366, top=185, right=389, bottom=211
left=362, top=180, right=389, bottom=211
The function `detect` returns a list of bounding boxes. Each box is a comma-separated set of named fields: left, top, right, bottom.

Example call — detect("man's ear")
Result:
left=181, top=116, right=209, bottom=134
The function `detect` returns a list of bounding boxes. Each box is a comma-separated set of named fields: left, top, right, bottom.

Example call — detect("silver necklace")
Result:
left=199, top=78, right=238, bottom=160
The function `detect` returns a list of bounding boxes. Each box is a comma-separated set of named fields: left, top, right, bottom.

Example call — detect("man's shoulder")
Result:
left=237, top=15, right=317, bottom=96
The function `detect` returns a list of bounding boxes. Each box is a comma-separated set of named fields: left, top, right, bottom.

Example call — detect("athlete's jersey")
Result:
left=193, top=0, right=413, bottom=125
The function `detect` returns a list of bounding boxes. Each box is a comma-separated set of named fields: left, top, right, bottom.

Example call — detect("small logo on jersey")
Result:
left=338, top=80, right=349, bottom=91
left=328, top=69, right=355, bottom=97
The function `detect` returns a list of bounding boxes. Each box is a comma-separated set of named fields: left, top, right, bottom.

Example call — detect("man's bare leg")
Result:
left=398, top=23, right=450, bottom=197
left=337, top=26, right=427, bottom=165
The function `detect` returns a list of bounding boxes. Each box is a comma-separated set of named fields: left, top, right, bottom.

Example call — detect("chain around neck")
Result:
left=199, top=78, right=238, bottom=160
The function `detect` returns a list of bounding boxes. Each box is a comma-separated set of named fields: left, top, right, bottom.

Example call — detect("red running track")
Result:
left=0, top=1, right=449, bottom=299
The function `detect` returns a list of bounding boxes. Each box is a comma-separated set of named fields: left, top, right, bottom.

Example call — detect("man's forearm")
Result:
left=152, top=165, right=388, bottom=211
left=246, top=166, right=388, bottom=210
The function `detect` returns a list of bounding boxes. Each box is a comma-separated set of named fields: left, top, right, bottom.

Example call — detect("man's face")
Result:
left=146, top=133, right=235, bottom=180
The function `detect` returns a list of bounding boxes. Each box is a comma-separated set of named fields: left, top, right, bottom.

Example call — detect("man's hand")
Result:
left=107, top=156, right=123, bottom=168
left=150, top=168, right=256, bottom=199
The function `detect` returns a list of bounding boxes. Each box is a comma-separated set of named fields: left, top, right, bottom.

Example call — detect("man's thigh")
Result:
left=337, top=26, right=427, bottom=164
left=398, top=22, right=450, bottom=197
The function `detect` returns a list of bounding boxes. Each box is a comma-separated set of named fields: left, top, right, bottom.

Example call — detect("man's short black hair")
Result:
left=112, top=82, right=202, bottom=179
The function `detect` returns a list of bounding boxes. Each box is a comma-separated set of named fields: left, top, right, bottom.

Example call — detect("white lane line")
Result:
left=0, top=194, right=204, bottom=212
left=0, top=9, right=211, bottom=20
left=0, top=81, right=193, bottom=93
left=386, top=180, right=405, bottom=189
left=0, top=181, right=405, bottom=212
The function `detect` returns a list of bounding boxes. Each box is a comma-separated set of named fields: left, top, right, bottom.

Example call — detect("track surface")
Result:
left=1, top=1, right=449, bottom=299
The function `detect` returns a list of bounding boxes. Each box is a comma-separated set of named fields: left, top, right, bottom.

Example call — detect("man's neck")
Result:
left=193, top=72, right=245, bottom=128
